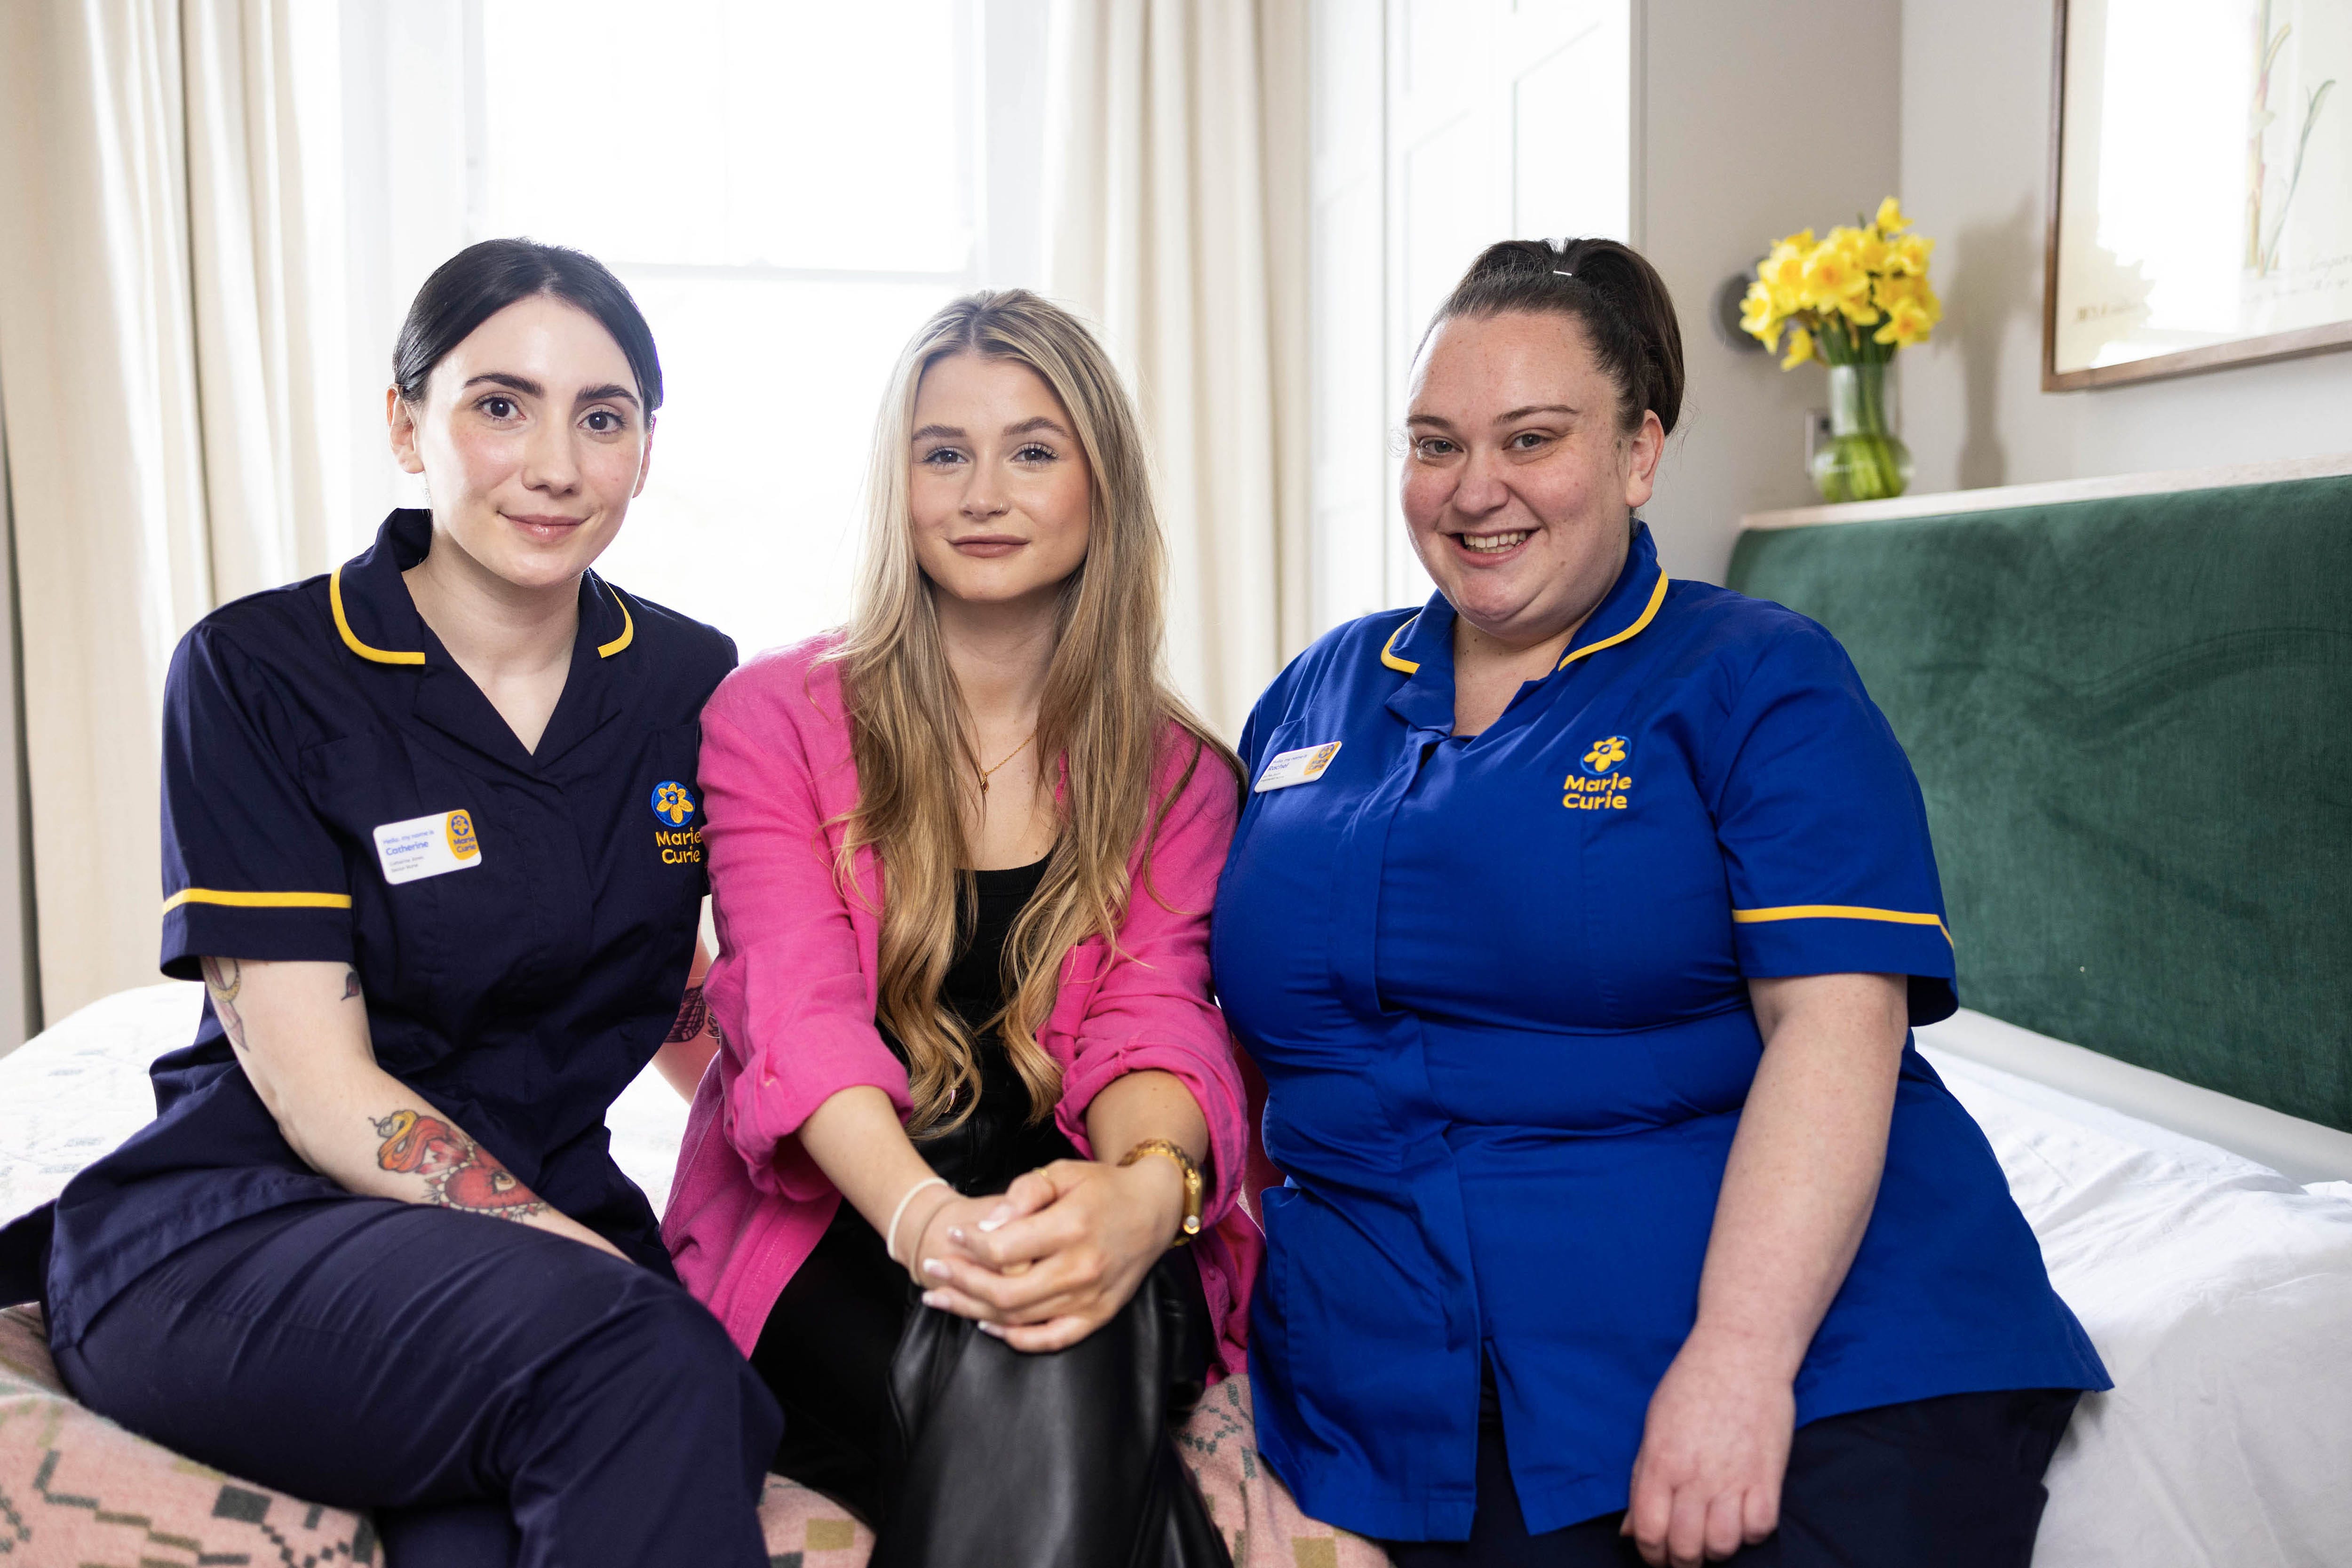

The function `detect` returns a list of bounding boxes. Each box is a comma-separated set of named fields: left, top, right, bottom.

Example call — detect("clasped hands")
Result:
left=899, top=1155, right=1188, bottom=1353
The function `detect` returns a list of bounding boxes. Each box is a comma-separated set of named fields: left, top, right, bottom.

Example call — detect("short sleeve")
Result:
left=1706, top=620, right=1957, bottom=1024
left=157, top=625, right=354, bottom=979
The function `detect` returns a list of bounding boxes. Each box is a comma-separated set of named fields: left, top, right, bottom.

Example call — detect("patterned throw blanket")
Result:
left=0, top=1304, right=1383, bottom=1567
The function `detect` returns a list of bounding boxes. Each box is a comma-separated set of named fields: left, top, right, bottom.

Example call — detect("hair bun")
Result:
left=1430, top=237, right=1685, bottom=437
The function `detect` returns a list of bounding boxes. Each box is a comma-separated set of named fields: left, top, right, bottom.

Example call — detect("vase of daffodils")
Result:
left=1741, top=198, right=1940, bottom=503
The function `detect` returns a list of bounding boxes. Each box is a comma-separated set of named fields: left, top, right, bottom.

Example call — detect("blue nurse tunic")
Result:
left=1211, top=522, right=2109, bottom=1543
left=8, top=508, right=735, bottom=1347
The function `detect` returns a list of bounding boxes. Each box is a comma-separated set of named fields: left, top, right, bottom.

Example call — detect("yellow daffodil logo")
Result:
left=1582, top=736, right=1629, bottom=776
left=445, top=810, right=479, bottom=860
left=650, top=781, right=698, bottom=827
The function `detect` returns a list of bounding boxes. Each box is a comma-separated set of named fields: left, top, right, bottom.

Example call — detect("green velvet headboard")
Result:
left=1726, top=472, right=2352, bottom=1133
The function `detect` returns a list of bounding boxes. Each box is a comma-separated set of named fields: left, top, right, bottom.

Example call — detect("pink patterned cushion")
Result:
left=0, top=1303, right=378, bottom=1562
left=0, top=1304, right=1383, bottom=1566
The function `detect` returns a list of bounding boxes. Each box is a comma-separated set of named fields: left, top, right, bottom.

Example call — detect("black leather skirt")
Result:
left=752, top=1197, right=1232, bottom=1568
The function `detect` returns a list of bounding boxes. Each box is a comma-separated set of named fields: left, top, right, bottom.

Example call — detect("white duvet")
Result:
left=3, top=985, right=2347, bottom=1566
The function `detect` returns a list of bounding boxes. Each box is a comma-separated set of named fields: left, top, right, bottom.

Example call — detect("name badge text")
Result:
left=1255, top=742, right=1342, bottom=793
left=373, top=809, right=484, bottom=886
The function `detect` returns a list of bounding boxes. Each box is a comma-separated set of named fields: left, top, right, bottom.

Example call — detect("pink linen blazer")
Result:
left=663, top=635, right=1261, bottom=1377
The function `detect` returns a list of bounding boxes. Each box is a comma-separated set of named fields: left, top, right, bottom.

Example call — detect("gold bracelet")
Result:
left=1117, top=1138, right=1203, bottom=1246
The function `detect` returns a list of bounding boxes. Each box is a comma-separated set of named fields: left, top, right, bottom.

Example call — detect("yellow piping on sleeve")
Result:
left=1559, top=573, right=1669, bottom=669
left=163, top=888, right=354, bottom=914
left=1732, top=904, right=1954, bottom=946
left=329, top=565, right=426, bottom=665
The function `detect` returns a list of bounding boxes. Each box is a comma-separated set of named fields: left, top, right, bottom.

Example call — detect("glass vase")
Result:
left=1808, top=360, right=1914, bottom=503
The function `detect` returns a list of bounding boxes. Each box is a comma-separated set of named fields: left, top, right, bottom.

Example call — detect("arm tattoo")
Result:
left=200, top=955, right=246, bottom=1051
left=666, top=983, right=710, bottom=1043
left=342, top=967, right=362, bottom=1001
left=372, top=1109, right=549, bottom=1220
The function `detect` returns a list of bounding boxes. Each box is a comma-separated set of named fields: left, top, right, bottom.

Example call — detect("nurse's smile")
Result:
left=1402, top=309, right=1662, bottom=663
left=504, top=511, right=589, bottom=542
left=388, top=292, right=654, bottom=598
left=1448, top=527, right=1535, bottom=562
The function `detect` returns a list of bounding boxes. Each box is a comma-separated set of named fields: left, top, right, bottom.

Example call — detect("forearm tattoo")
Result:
left=666, top=983, right=710, bottom=1043
left=343, top=967, right=362, bottom=1001
left=372, top=1108, right=548, bottom=1219
left=200, top=955, right=246, bottom=1051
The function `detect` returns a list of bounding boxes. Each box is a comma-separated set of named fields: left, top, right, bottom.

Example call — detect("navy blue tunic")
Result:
left=28, top=509, right=734, bottom=1345
left=1212, top=523, right=2109, bottom=1542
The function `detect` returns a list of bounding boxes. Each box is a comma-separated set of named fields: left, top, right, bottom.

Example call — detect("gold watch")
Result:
left=1118, top=1138, right=1203, bottom=1246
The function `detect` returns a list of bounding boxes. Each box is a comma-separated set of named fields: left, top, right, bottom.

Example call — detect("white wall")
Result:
left=1635, top=0, right=1903, bottom=584
left=1308, top=0, right=1908, bottom=607
left=1308, top=0, right=1639, bottom=635
left=1899, top=0, right=2352, bottom=495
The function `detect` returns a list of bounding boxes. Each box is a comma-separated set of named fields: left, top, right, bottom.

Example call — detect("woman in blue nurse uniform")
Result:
left=0, top=239, right=778, bottom=1565
left=1212, top=238, right=2109, bottom=1568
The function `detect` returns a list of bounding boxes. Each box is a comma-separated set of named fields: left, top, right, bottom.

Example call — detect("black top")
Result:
left=872, top=855, right=1082, bottom=1204
left=12, top=509, right=735, bottom=1344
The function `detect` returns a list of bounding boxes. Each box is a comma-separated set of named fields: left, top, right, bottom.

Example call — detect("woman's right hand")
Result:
left=900, top=1186, right=1041, bottom=1286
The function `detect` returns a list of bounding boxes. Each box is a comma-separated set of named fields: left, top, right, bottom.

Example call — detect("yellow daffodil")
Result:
left=1740, top=280, right=1783, bottom=349
left=1872, top=298, right=1935, bottom=346
left=1801, top=240, right=1873, bottom=316
left=1845, top=225, right=1892, bottom=275
left=1759, top=239, right=1811, bottom=302
left=1747, top=200, right=1934, bottom=366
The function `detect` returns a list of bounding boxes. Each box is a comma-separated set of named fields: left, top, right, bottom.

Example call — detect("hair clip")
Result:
left=1553, top=268, right=1575, bottom=278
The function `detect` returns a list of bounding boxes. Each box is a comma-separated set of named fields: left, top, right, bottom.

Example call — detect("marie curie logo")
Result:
left=650, top=781, right=698, bottom=827
left=1581, top=735, right=1629, bottom=776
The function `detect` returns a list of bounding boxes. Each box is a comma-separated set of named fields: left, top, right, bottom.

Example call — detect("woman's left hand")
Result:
left=1621, top=1329, right=1795, bottom=1567
left=914, top=1155, right=1187, bottom=1353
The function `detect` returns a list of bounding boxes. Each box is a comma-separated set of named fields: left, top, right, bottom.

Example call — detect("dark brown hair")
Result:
left=1427, top=237, right=1685, bottom=437
left=393, top=239, right=663, bottom=413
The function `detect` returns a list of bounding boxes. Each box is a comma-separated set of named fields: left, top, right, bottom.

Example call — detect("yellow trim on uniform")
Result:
left=596, top=584, right=634, bottom=658
left=1379, top=617, right=1421, bottom=674
left=329, top=564, right=426, bottom=665
left=1558, top=572, right=1670, bottom=670
left=1732, top=904, right=1954, bottom=946
left=163, top=888, right=354, bottom=914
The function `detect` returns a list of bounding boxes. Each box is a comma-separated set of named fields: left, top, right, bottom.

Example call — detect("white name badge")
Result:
left=1255, top=741, right=1342, bottom=793
left=373, top=809, right=485, bottom=886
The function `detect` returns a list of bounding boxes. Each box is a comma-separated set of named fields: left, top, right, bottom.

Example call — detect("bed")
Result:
left=4, top=983, right=2347, bottom=1565
left=1729, top=454, right=2352, bottom=1566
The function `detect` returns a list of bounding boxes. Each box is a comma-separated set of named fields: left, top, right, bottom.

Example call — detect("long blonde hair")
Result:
left=830, top=290, right=1239, bottom=1134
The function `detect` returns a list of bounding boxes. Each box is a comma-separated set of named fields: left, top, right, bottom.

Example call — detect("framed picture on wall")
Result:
left=2044, top=0, right=2352, bottom=390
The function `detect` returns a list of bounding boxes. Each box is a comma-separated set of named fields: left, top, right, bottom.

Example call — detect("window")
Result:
left=342, top=0, right=1047, bottom=656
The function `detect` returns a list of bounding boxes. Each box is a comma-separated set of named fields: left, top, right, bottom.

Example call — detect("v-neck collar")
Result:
left=1380, top=522, right=1669, bottom=737
left=328, top=509, right=636, bottom=773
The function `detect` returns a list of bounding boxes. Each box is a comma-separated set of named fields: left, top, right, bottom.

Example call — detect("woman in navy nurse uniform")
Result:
left=0, top=240, right=778, bottom=1565
left=1212, top=239, right=2110, bottom=1568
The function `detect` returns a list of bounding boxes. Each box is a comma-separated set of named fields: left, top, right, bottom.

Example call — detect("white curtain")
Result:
left=1043, top=0, right=1311, bottom=741
left=0, top=0, right=343, bottom=1021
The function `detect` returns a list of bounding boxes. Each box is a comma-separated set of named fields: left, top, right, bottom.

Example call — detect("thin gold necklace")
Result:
left=976, top=732, right=1035, bottom=798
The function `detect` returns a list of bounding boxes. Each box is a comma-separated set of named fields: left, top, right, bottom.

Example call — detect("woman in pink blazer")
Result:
left=663, top=291, right=1252, bottom=1568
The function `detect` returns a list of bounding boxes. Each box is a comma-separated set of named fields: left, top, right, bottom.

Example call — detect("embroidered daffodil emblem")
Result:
left=1582, top=736, right=1629, bottom=776
left=651, top=781, right=697, bottom=826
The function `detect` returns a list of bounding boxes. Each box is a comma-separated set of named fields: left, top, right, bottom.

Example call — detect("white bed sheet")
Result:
left=1915, top=1034, right=2352, bottom=1567
left=3, top=985, right=2347, bottom=1565
left=0, top=982, right=695, bottom=1226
